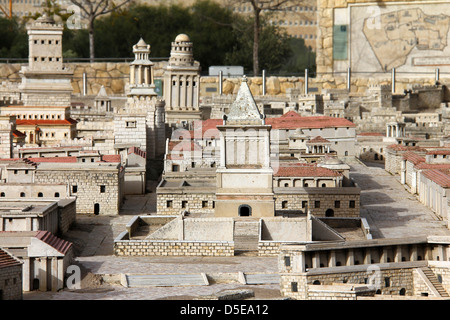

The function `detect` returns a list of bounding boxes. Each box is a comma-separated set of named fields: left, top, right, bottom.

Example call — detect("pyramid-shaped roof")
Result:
left=226, top=76, right=263, bottom=123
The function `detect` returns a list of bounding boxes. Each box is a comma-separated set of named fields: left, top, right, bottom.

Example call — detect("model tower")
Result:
left=163, top=34, right=201, bottom=128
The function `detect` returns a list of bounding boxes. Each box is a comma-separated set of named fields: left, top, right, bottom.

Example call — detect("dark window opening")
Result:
left=284, top=256, right=291, bottom=267
left=239, top=204, right=252, bottom=217
left=325, top=209, right=334, bottom=217
left=100, top=185, right=106, bottom=193
left=94, top=203, right=100, bottom=215
left=291, top=282, right=298, bottom=292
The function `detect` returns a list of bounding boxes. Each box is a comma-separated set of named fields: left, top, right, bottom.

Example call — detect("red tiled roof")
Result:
left=100, top=154, right=121, bottom=163
left=28, top=156, right=77, bottom=163
left=274, top=163, right=341, bottom=177
left=128, top=146, right=146, bottom=159
left=266, top=111, right=356, bottom=129
left=415, top=163, right=450, bottom=170
left=193, top=112, right=356, bottom=133
left=403, top=151, right=426, bottom=165
left=307, top=136, right=331, bottom=144
left=387, top=144, right=427, bottom=152
left=16, top=118, right=77, bottom=126
left=421, top=169, right=450, bottom=188
left=12, top=130, right=26, bottom=138
left=35, top=231, right=72, bottom=255
left=0, top=247, right=22, bottom=269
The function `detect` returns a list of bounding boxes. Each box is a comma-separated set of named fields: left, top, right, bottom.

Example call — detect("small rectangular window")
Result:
left=72, top=185, right=78, bottom=193
left=291, top=282, right=298, bottom=292
left=202, top=201, right=208, bottom=208
left=349, top=200, right=355, bottom=208
left=302, top=201, right=307, bottom=208
left=100, top=185, right=106, bottom=193
left=126, top=121, right=136, bottom=128
left=334, top=201, right=340, bottom=208
left=166, top=200, right=173, bottom=208
left=181, top=200, right=187, bottom=208
left=284, top=256, right=291, bottom=267
left=315, top=201, right=320, bottom=208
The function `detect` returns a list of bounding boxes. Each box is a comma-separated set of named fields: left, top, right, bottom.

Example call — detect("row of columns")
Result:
left=306, top=145, right=330, bottom=154
left=130, top=64, right=153, bottom=87
left=22, top=256, right=64, bottom=292
left=386, top=123, right=405, bottom=138
left=291, top=243, right=449, bottom=272
left=170, top=75, right=199, bottom=110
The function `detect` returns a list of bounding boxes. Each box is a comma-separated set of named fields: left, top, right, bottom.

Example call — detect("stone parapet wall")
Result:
left=2, top=62, right=448, bottom=97
left=258, top=241, right=283, bottom=257
left=114, top=237, right=234, bottom=257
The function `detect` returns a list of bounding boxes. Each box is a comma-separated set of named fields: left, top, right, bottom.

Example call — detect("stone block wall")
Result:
left=157, top=191, right=216, bottom=215
left=430, top=262, right=450, bottom=295
left=58, top=198, right=76, bottom=234
left=275, top=191, right=360, bottom=217
left=258, top=241, right=283, bottom=257
left=281, top=266, right=415, bottom=299
left=0, top=265, right=22, bottom=300
left=114, top=238, right=234, bottom=257
left=113, top=115, right=147, bottom=151
left=35, top=167, right=123, bottom=215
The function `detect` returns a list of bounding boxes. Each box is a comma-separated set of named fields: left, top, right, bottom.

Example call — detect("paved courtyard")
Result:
left=351, top=161, right=450, bottom=239
left=24, top=160, right=450, bottom=300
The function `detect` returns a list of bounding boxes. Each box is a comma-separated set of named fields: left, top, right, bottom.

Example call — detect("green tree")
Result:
left=225, top=16, right=291, bottom=75
left=279, top=38, right=316, bottom=76
left=0, top=16, right=27, bottom=59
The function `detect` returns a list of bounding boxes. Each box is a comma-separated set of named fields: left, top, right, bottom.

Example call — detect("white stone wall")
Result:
left=34, top=167, right=123, bottom=215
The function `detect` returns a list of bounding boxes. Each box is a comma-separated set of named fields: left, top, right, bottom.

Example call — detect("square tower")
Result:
left=19, top=14, right=73, bottom=107
left=215, top=76, right=275, bottom=217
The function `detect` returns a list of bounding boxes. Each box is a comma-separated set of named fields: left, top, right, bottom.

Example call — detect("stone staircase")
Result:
left=420, top=267, right=449, bottom=298
left=233, top=219, right=260, bottom=254
left=124, top=273, right=209, bottom=287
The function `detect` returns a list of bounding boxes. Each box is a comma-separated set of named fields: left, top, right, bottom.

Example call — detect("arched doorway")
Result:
left=238, top=204, right=252, bottom=217
left=325, top=209, right=334, bottom=217
left=94, top=203, right=100, bottom=215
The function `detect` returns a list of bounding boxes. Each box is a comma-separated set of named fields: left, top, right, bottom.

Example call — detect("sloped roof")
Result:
left=266, top=111, right=356, bottom=129
left=307, top=136, right=331, bottom=144
left=387, top=144, right=427, bottom=152
left=226, top=77, right=263, bottom=122
left=35, top=230, right=72, bottom=255
left=0, top=247, right=22, bottom=269
left=403, top=151, right=426, bottom=165
left=274, top=163, right=341, bottom=178
left=421, top=169, right=450, bottom=188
